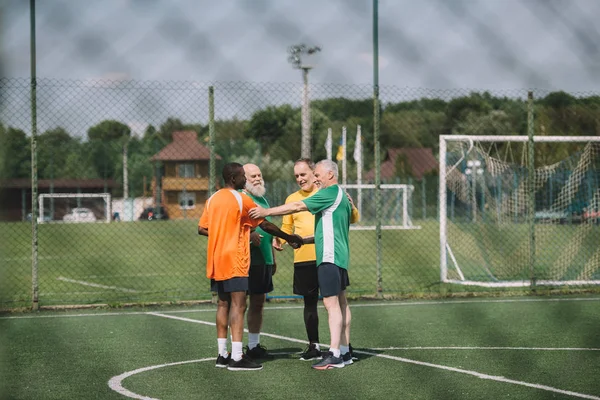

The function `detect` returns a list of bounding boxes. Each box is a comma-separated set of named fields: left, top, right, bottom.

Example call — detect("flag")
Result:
left=353, top=126, right=362, bottom=164
left=325, top=128, right=333, bottom=160
left=336, top=135, right=345, bottom=161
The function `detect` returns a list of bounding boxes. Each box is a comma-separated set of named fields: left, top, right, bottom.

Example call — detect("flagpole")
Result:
left=342, top=126, right=347, bottom=186
left=355, top=125, right=363, bottom=215
left=326, top=128, right=332, bottom=160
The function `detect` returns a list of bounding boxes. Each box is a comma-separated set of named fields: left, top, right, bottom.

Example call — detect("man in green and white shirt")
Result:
left=249, top=159, right=353, bottom=370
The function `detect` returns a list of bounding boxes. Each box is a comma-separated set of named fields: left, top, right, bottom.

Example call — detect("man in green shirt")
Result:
left=249, top=159, right=353, bottom=370
left=242, top=163, right=276, bottom=360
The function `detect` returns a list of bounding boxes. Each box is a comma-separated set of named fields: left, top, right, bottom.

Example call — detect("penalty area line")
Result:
left=57, top=276, right=138, bottom=293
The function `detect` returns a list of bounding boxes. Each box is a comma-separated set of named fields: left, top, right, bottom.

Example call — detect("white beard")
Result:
left=246, top=182, right=266, bottom=197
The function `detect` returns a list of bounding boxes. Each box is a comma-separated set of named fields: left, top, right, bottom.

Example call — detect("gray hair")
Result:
left=316, top=159, right=338, bottom=179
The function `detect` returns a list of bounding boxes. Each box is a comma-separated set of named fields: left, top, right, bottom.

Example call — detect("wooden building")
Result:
left=150, top=130, right=219, bottom=220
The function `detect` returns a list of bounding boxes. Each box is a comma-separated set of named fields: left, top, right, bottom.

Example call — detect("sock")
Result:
left=232, top=342, right=243, bottom=361
left=247, top=333, right=260, bottom=350
left=217, top=338, right=228, bottom=357
left=330, top=348, right=341, bottom=358
left=340, top=345, right=349, bottom=355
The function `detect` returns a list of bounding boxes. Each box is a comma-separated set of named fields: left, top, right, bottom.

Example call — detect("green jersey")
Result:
left=301, top=184, right=352, bottom=269
left=244, top=191, right=274, bottom=266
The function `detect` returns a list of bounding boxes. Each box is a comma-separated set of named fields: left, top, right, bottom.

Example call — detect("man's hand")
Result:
left=272, top=237, right=284, bottom=252
left=250, top=231, right=262, bottom=246
left=249, top=206, right=267, bottom=219
left=287, top=234, right=304, bottom=249
left=272, top=262, right=277, bottom=276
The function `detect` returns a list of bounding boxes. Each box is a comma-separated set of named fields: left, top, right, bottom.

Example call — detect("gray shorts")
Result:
left=317, top=263, right=350, bottom=297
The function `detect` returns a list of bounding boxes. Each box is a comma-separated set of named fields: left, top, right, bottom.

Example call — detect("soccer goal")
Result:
left=440, top=135, right=600, bottom=288
left=341, top=184, right=420, bottom=230
left=38, top=193, right=112, bottom=223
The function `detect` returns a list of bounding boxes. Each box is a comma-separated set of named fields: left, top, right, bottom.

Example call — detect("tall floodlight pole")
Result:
left=288, top=44, right=321, bottom=159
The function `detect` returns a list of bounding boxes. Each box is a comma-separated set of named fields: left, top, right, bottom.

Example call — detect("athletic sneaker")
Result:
left=244, top=344, right=273, bottom=360
left=342, top=351, right=353, bottom=365
left=227, top=354, right=263, bottom=371
left=300, top=343, right=322, bottom=361
left=215, top=353, right=231, bottom=368
left=349, top=343, right=358, bottom=361
left=311, top=351, right=345, bottom=370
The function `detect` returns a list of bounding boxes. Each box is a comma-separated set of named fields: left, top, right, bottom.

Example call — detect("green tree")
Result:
left=37, top=127, right=77, bottom=179
left=0, top=124, right=30, bottom=179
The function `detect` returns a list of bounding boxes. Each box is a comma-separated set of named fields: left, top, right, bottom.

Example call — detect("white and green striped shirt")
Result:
left=302, top=184, right=352, bottom=269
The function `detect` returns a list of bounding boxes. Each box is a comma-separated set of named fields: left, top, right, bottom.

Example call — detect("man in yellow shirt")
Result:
left=273, top=158, right=359, bottom=362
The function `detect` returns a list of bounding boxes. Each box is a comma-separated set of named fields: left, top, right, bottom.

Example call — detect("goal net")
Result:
left=341, top=184, right=420, bottom=230
left=38, top=193, right=112, bottom=223
left=440, top=135, right=600, bottom=287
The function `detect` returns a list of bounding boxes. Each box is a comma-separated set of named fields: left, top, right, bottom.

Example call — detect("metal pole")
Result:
left=527, top=91, right=536, bottom=289
left=373, top=0, right=383, bottom=298
left=209, top=86, right=216, bottom=196
left=30, top=0, right=39, bottom=310
left=123, top=141, right=129, bottom=199
left=301, top=67, right=311, bottom=159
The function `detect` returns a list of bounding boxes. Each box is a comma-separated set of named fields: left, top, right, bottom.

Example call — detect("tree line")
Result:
left=1, top=90, right=598, bottom=197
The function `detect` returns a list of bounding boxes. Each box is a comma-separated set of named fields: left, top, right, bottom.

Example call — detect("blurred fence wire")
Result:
left=1, top=77, right=600, bottom=309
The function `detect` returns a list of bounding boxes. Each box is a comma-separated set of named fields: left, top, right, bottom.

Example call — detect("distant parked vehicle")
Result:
left=139, top=206, right=169, bottom=221
left=63, top=208, right=97, bottom=223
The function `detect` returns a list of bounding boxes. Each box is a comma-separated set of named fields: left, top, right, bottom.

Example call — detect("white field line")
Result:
left=106, top=312, right=600, bottom=400
left=3, top=296, right=600, bottom=320
left=108, top=358, right=213, bottom=400
left=369, top=346, right=600, bottom=351
left=57, top=277, right=138, bottom=293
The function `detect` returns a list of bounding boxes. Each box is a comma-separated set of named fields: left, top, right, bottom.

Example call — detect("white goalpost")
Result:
left=341, top=184, right=420, bottom=230
left=440, top=135, right=600, bottom=288
left=38, top=193, right=112, bottom=223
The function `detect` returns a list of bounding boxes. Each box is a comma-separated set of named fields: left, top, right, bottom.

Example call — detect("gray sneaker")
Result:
left=311, top=351, right=345, bottom=370
left=227, top=354, right=263, bottom=371
left=215, top=353, right=230, bottom=368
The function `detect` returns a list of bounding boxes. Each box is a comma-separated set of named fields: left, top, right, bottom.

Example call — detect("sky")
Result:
left=1, top=0, right=600, bottom=137
left=2, top=0, right=600, bottom=91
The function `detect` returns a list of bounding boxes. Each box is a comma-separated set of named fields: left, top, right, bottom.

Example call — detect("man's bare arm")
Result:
left=259, top=220, right=303, bottom=248
left=249, top=201, right=307, bottom=219
left=198, top=227, right=209, bottom=236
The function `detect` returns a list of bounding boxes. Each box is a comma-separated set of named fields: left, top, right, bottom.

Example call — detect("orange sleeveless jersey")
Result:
left=198, top=189, right=263, bottom=281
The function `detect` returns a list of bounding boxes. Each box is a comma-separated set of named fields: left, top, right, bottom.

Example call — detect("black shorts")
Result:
left=210, top=277, right=249, bottom=294
left=248, top=264, right=274, bottom=295
left=317, top=263, right=350, bottom=298
left=293, top=261, right=319, bottom=297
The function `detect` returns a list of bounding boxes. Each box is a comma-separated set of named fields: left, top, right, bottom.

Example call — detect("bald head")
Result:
left=243, top=163, right=266, bottom=197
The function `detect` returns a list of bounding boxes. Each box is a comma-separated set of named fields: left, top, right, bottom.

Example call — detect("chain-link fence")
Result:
left=1, top=78, right=599, bottom=309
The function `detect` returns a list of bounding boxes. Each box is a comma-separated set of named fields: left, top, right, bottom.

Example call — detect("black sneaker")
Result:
left=300, top=343, right=322, bottom=361
left=311, top=351, right=345, bottom=370
left=215, top=353, right=230, bottom=368
left=342, top=352, right=353, bottom=365
left=349, top=343, right=358, bottom=361
left=245, top=344, right=273, bottom=360
left=227, top=354, right=263, bottom=371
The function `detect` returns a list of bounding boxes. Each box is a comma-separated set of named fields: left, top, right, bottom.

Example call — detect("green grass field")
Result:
left=2, top=296, right=600, bottom=400
left=1, top=219, right=599, bottom=309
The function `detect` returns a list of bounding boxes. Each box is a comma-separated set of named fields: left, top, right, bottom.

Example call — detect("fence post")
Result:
left=527, top=91, right=536, bottom=289
left=30, top=0, right=39, bottom=311
left=209, top=86, right=216, bottom=196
